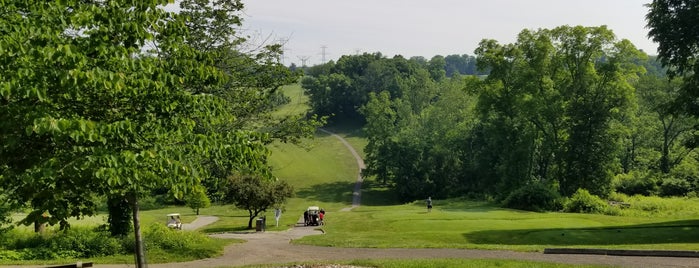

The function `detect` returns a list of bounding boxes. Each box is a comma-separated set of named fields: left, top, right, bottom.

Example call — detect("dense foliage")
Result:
left=0, top=0, right=319, bottom=264
left=647, top=0, right=699, bottom=117
left=302, top=25, right=699, bottom=205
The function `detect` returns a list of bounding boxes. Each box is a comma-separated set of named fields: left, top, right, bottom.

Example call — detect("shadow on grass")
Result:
left=321, top=120, right=366, bottom=138
left=465, top=219, right=699, bottom=246
left=359, top=180, right=402, bottom=206
left=296, top=181, right=355, bottom=204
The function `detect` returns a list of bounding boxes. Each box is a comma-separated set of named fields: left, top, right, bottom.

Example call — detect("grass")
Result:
left=293, top=197, right=699, bottom=252
left=237, top=258, right=612, bottom=268
left=272, top=83, right=311, bottom=118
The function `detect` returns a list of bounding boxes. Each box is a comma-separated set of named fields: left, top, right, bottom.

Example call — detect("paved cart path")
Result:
left=318, top=129, right=365, bottom=212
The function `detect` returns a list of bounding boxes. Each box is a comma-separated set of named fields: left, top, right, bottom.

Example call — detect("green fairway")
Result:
left=293, top=198, right=699, bottom=251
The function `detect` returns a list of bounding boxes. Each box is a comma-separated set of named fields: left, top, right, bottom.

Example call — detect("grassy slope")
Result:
left=267, top=83, right=699, bottom=252
left=295, top=198, right=699, bottom=251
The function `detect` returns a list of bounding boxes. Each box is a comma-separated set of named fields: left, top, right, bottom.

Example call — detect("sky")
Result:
left=240, top=0, right=657, bottom=66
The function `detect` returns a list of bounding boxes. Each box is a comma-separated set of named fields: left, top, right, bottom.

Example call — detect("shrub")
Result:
left=613, top=171, right=658, bottom=196
left=0, top=250, right=22, bottom=260
left=563, top=189, right=609, bottom=214
left=659, top=177, right=692, bottom=197
left=0, top=227, right=124, bottom=260
left=136, top=224, right=221, bottom=258
left=502, top=183, right=561, bottom=212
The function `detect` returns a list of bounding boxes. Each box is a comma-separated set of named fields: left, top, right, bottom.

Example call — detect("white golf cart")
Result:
left=166, top=213, right=182, bottom=230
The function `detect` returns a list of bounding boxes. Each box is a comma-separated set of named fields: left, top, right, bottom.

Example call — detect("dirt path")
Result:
left=318, top=129, right=365, bottom=211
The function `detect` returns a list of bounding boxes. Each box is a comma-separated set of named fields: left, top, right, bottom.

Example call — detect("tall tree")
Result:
left=475, top=26, right=645, bottom=197
left=0, top=1, right=271, bottom=266
left=635, top=75, right=697, bottom=173
left=647, top=0, right=699, bottom=115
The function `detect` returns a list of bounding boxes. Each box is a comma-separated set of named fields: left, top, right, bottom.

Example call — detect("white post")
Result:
left=274, top=208, right=281, bottom=227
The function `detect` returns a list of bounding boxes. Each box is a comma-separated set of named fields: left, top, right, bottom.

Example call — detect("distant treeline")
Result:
left=300, top=25, right=696, bottom=205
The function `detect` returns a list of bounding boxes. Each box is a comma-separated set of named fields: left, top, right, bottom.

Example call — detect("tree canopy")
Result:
left=0, top=1, right=315, bottom=266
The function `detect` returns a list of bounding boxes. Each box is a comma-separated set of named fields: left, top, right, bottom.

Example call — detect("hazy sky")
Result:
left=240, top=0, right=656, bottom=66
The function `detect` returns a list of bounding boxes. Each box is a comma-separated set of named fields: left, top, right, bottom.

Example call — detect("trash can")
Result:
left=256, top=218, right=264, bottom=232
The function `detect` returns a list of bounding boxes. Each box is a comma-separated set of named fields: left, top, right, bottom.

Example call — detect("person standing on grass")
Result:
left=426, top=197, right=433, bottom=212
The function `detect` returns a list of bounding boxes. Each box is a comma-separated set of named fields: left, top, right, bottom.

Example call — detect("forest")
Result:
left=301, top=24, right=699, bottom=209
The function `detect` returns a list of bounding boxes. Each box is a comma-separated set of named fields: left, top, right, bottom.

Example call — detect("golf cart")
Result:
left=304, top=206, right=322, bottom=226
left=166, top=213, right=182, bottom=230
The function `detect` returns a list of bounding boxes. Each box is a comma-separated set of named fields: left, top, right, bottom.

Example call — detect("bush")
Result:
left=0, top=227, right=124, bottom=260
left=659, top=177, right=692, bottom=197
left=613, top=171, right=658, bottom=196
left=138, top=224, right=221, bottom=258
left=564, top=189, right=609, bottom=214
left=502, top=183, right=561, bottom=212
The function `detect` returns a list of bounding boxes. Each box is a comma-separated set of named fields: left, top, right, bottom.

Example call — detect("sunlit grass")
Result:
left=293, top=198, right=699, bottom=251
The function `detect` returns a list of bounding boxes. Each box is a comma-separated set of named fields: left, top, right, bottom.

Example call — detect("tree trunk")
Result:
left=129, top=194, right=146, bottom=268
left=108, top=195, right=132, bottom=236
left=247, top=212, right=254, bottom=229
left=33, top=220, right=44, bottom=233
left=196, top=208, right=199, bottom=215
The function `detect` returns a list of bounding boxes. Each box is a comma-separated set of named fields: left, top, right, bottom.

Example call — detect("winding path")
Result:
left=318, top=129, right=365, bottom=211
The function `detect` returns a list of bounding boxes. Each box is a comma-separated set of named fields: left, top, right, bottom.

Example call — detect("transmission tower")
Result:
left=319, top=45, right=328, bottom=64
left=297, top=56, right=311, bottom=67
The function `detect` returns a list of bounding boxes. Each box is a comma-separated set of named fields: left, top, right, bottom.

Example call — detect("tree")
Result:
left=224, top=175, right=293, bottom=229
left=646, top=0, right=699, bottom=77
left=475, top=26, right=645, bottom=197
left=186, top=186, right=211, bottom=215
left=635, top=75, right=697, bottom=173
left=0, top=1, right=271, bottom=267
left=646, top=0, right=699, bottom=115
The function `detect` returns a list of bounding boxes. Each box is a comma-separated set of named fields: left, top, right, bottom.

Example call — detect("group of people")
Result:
left=303, top=207, right=325, bottom=226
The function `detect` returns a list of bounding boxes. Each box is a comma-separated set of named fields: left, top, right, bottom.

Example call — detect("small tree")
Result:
left=186, top=187, right=211, bottom=215
left=224, top=175, right=294, bottom=229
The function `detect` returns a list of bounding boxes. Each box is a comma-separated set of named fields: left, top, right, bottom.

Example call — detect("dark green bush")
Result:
left=502, top=183, right=561, bottom=212
left=614, top=172, right=658, bottom=196
left=564, top=189, right=609, bottom=214
left=659, top=178, right=692, bottom=197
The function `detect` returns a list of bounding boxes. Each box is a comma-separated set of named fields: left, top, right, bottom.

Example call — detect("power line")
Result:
left=296, top=55, right=311, bottom=67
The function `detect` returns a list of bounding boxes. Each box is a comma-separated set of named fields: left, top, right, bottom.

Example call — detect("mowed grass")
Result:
left=293, top=197, right=699, bottom=251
